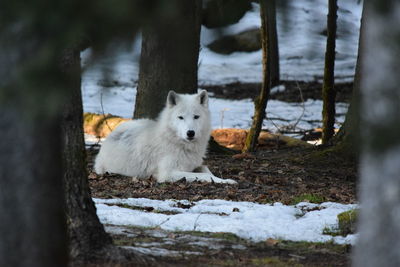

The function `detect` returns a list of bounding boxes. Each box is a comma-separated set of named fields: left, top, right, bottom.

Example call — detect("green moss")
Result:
left=178, top=231, right=243, bottom=242
left=337, top=209, right=358, bottom=235
left=113, top=234, right=161, bottom=246
left=322, top=226, right=341, bottom=237
left=277, top=240, right=350, bottom=254
left=322, top=209, right=358, bottom=237
left=308, top=142, right=356, bottom=164
left=251, top=257, right=303, bottom=267
left=291, top=194, right=326, bottom=204
left=83, top=112, right=96, bottom=124
left=278, top=135, right=312, bottom=148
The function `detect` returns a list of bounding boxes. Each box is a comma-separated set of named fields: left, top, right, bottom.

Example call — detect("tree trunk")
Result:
left=321, top=0, right=338, bottom=145
left=243, top=0, right=279, bottom=152
left=334, top=4, right=364, bottom=154
left=61, top=49, right=112, bottom=262
left=354, top=1, right=400, bottom=266
left=0, top=28, right=68, bottom=267
left=134, top=0, right=202, bottom=119
left=61, top=49, right=152, bottom=265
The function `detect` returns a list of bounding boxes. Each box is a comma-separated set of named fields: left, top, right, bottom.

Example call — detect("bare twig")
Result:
left=267, top=82, right=307, bottom=134
left=100, top=91, right=113, bottom=133
left=156, top=217, right=171, bottom=228
left=292, top=81, right=306, bottom=130
left=193, top=213, right=202, bottom=231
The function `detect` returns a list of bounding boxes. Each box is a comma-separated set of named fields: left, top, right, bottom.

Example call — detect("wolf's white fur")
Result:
left=94, top=90, right=236, bottom=184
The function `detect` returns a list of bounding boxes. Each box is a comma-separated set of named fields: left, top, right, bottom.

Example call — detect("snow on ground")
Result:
left=94, top=198, right=357, bottom=245
left=81, top=0, right=361, bottom=132
left=199, top=0, right=362, bottom=84
left=85, top=1, right=361, bottom=246
left=83, top=85, right=348, bottom=132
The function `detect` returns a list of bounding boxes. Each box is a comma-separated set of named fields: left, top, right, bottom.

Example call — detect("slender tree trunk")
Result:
left=243, top=0, right=279, bottom=152
left=267, top=0, right=280, bottom=88
left=134, top=0, right=202, bottom=119
left=321, top=0, right=338, bottom=144
left=354, top=1, right=400, bottom=266
left=0, top=27, right=68, bottom=267
left=334, top=4, right=365, bottom=153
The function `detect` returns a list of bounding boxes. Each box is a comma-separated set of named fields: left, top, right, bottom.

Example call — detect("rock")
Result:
left=202, top=0, right=252, bottom=28
left=207, top=28, right=261, bottom=54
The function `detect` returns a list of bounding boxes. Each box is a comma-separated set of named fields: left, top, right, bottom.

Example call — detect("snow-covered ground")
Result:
left=94, top=198, right=357, bottom=245
left=199, top=0, right=362, bottom=84
left=81, top=0, right=362, bottom=132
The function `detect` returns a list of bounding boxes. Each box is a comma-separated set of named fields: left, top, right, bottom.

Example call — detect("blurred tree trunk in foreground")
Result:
left=134, top=0, right=202, bottom=119
left=0, top=26, right=68, bottom=267
left=354, top=1, right=400, bottom=266
left=321, top=0, right=338, bottom=144
left=243, top=0, right=279, bottom=152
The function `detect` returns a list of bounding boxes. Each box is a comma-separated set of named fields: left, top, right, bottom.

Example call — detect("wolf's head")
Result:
left=161, top=90, right=212, bottom=143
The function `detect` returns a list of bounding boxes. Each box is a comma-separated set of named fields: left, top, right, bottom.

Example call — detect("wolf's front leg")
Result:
left=163, top=170, right=237, bottom=184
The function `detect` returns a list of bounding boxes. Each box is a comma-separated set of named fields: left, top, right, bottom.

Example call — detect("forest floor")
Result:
left=87, top=81, right=357, bottom=266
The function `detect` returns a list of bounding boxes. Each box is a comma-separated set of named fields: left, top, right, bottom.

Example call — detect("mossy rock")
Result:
left=202, top=0, right=252, bottom=28
left=207, top=28, right=261, bottom=54
left=337, top=209, right=358, bottom=235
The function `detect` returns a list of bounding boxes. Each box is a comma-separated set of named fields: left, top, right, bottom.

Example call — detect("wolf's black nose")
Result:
left=187, top=130, right=195, bottom=138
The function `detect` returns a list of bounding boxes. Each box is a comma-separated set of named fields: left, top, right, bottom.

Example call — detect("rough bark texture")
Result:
left=0, top=110, right=67, bottom=267
left=0, top=27, right=68, bottom=267
left=61, top=49, right=113, bottom=262
left=243, top=0, right=279, bottom=152
left=61, top=49, right=153, bottom=265
left=321, top=0, right=338, bottom=144
left=134, top=0, right=202, bottom=119
left=354, top=1, right=400, bottom=266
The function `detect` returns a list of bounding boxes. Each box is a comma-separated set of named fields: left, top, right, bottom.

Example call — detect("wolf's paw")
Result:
left=211, top=176, right=237, bottom=185
left=222, top=178, right=237, bottom=184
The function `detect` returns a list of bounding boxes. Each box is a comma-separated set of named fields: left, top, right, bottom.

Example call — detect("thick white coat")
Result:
left=94, top=90, right=236, bottom=184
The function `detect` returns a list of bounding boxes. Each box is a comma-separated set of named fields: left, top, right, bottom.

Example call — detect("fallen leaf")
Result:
left=266, top=238, right=279, bottom=246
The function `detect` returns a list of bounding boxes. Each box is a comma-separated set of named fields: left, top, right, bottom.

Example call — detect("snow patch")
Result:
left=94, top=198, right=358, bottom=245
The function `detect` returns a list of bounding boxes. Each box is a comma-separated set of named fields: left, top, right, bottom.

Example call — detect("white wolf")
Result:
left=94, top=90, right=236, bottom=184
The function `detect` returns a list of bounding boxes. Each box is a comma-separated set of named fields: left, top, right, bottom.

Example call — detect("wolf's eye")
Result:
left=194, top=115, right=200, bottom=119
left=178, top=116, right=184, bottom=120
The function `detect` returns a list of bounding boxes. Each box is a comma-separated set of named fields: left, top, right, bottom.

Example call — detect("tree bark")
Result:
left=354, top=1, right=400, bottom=266
left=334, top=4, right=364, bottom=153
left=61, top=49, right=152, bottom=265
left=134, top=0, right=202, bottom=119
left=61, top=49, right=113, bottom=262
left=243, top=0, right=279, bottom=152
left=0, top=27, right=68, bottom=267
left=321, top=0, right=338, bottom=144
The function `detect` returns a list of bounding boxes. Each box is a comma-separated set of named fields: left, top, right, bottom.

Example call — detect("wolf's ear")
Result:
left=167, top=90, right=179, bottom=107
left=198, top=90, right=208, bottom=107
